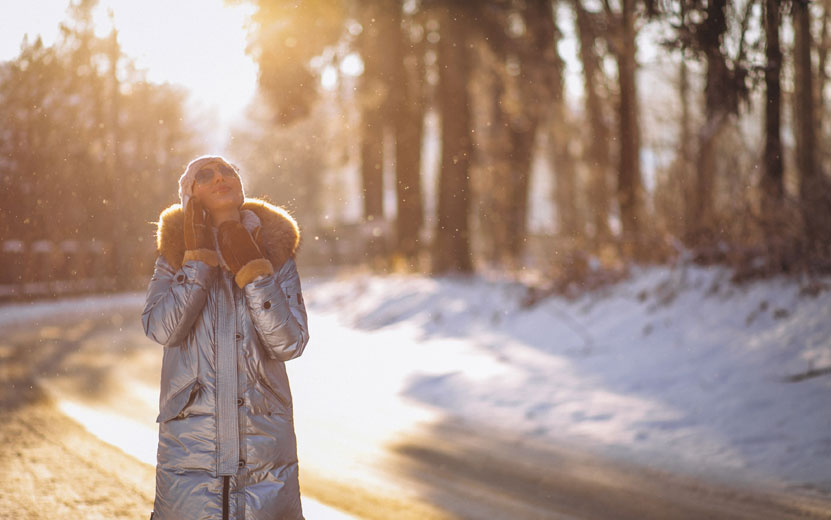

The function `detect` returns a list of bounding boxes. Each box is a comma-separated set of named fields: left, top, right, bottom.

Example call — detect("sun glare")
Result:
left=101, top=0, right=257, bottom=121
left=321, top=65, right=338, bottom=90
left=2, top=0, right=258, bottom=148
left=340, top=53, right=364, bottom=77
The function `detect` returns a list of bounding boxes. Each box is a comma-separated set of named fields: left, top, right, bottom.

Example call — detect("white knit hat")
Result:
left=178, top=155, right=245, bottom=209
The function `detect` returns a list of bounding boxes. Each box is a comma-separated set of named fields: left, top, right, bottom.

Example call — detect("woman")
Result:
left=142, top=155, right=309, bottom=520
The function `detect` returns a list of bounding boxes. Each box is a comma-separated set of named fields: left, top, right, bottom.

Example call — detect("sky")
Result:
left=0, top=0, right=259, bottom=150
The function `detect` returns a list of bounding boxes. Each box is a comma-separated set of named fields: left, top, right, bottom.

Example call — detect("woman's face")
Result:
left=192, top=161, right=244, bottom=215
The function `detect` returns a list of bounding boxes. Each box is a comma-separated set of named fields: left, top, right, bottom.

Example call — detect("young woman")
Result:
left=142, top=155, right=309, bottom=520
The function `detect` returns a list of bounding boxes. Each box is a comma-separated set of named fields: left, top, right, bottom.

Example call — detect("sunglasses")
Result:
left=195, top=163, right=238, bottom=185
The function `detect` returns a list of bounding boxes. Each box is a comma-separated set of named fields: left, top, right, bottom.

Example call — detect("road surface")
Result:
left=0, top=298, right=829, bottom=519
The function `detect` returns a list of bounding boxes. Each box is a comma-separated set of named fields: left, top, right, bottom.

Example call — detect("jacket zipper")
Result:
left=222, top=475, right=230, bottom=520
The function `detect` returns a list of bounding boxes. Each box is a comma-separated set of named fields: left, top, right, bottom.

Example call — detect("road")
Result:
left=0, top=299, right=829, bottom=519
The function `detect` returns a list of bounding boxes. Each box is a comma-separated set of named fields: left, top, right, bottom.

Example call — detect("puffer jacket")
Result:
left=141, top=198, right=309, bottom=520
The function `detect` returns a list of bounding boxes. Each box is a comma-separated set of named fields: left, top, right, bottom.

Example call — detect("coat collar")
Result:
left=155, top=198, right=301, bottom=271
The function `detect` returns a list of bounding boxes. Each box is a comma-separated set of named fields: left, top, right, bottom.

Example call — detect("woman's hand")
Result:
left=217, top=220, right=274, bottom=288
left=182, top=198, right=219, bottom=267
left=184, top=198, right=214, bottom=251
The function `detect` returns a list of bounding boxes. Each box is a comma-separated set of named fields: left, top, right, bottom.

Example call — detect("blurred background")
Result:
left=2, top=0, right=830, bottom=299
left=2, top=2, right=831, bottom=518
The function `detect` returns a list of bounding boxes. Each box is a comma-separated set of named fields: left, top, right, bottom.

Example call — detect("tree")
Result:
left=0, top=0, right=198, bottom=284
left=792, top=0, right=831, bottom=258
left=606, top=0, right=646, bottom=255
left=761, top=0, right=783, bottom=212
left=241, top=0, right=344, bottom=124
left=393, top=7, right=427, bottom=263
left=546, top=2, right=580, bottom=239
left=228, top=94, right=329, bottom=233
left=471, top=0, right=563, bottom=267
left=239, top=0, right=433, bottom=267
left=432, top=3, right=474, bottom=273
left=505, top=0, right=562, bottom=262
left=357, top=2, right=391, bottom=222
left=570, top=0, right=612, bottom=242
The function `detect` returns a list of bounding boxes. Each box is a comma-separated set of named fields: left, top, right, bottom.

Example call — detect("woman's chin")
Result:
left=203, top=194, right=243, bottom=212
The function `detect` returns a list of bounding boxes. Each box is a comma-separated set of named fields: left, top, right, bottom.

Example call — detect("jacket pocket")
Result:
left=259, top=377, right=290, bottom=409
left=157, top=377, right=201, bottom=423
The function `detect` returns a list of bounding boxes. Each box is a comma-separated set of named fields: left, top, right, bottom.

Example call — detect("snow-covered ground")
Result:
left=296, top=264, right=831, bottom=495
left=3, top=263, right=828, bottom=499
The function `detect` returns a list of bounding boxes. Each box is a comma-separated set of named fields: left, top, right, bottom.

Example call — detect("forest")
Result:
left=1, top=0, right=830, bottom=293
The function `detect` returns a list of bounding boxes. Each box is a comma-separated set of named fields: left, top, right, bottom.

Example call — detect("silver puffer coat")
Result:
left=142, top=199, right=309, bottom=520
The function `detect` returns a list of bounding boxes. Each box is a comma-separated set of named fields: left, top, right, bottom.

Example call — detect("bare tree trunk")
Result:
left=691, top=0, right=729, bottom=246
left=359, top=3, right=386, bottom=221
left=762, top=0, right=784, bottom=209
left=359, top=2, right=403, bottom=267
left=502, top=0, right=563, bottom=259
left=550, top=120, right=579, bottom=237
left=432, top=5, right=473, bottom=273
left=506, top=114, right=540, bottom=263
left=678, top=46, right=694, bottom=236
left=393, top=7, right=425, bottom=265
left=473, top=0, right=558, bottom=267
left=479, top=69, right=512, bottom=266
left=547, top=6, right=579, bottom=238
left=616, top=0, right=643, bottom=255
left=818, top=0, right=830, bottom=116
left=571, top=0, right=611, bottom=242
left=816, top=0, right=830, bottom=174
left=793, top=0, right=829, bottom=255
left=108, top=27, right=128, bottom=288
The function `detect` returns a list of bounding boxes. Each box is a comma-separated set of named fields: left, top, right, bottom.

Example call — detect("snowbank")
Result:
left=300, top=265, right=831, bottom=495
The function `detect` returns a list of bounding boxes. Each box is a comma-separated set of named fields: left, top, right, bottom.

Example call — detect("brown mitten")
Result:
left=218, top=220, right=274, bottom=288
left=183, top=198, right=218, bottom=266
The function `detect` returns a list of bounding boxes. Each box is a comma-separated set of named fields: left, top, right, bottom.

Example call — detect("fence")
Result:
left=0, top=239, right=119, bottom=300
left=0, top=223, right=384, bottom=301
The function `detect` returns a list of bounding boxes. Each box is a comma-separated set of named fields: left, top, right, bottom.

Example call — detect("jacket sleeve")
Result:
left=244, top=257, right=310, bottom=362
left=141, top=254, right=217, bottom=347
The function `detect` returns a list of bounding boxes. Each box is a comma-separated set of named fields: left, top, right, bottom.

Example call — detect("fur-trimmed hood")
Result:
left=155, top=198, right=301, bottom=271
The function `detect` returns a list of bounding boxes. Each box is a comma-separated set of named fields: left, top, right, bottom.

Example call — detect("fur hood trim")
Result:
left=155, top=198, right=301, bottom=271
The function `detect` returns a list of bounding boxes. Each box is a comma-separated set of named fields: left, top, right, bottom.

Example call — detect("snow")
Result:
left=3, top=263, right=828, bottom=499
left=0, top=292, right=145, bottom=329
left=293, top=264, right=831, bottom=494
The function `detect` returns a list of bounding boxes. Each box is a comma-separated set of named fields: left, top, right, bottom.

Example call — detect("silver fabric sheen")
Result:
left=142, top=254, right=309, bottom=520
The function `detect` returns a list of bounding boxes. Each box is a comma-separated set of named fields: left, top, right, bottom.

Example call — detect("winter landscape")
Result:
left=2, top=262, right=830, bottom=518
left=3, top=0, right=831, bottom=518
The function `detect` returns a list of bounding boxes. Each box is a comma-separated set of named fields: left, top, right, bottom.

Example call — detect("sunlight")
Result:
left=340, top=53, right=364, bottom=77
left=57, top=399, right=158, bottom=466
left=1, top=0, right=258, bottom=144
left=289, top=312, right=445, bottom=493
left=95, top=0, right=257, bottom=124
left=57, top=398, right=357, bottom=519
left=321, top=65, right=338, bottom=90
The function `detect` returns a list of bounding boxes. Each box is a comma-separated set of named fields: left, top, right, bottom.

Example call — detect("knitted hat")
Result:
left=178, top=155, right=245, bottom=209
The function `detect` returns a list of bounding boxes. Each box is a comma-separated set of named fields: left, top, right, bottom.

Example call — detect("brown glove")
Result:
left=182, top=198, right=218, bottom=267
left=218, top=220, right=274, bottom=288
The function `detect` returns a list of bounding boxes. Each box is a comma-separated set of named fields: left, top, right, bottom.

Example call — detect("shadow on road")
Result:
left=0, top=309, right=158, bottom=416
left=385, top=417, right=831, bottom=520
